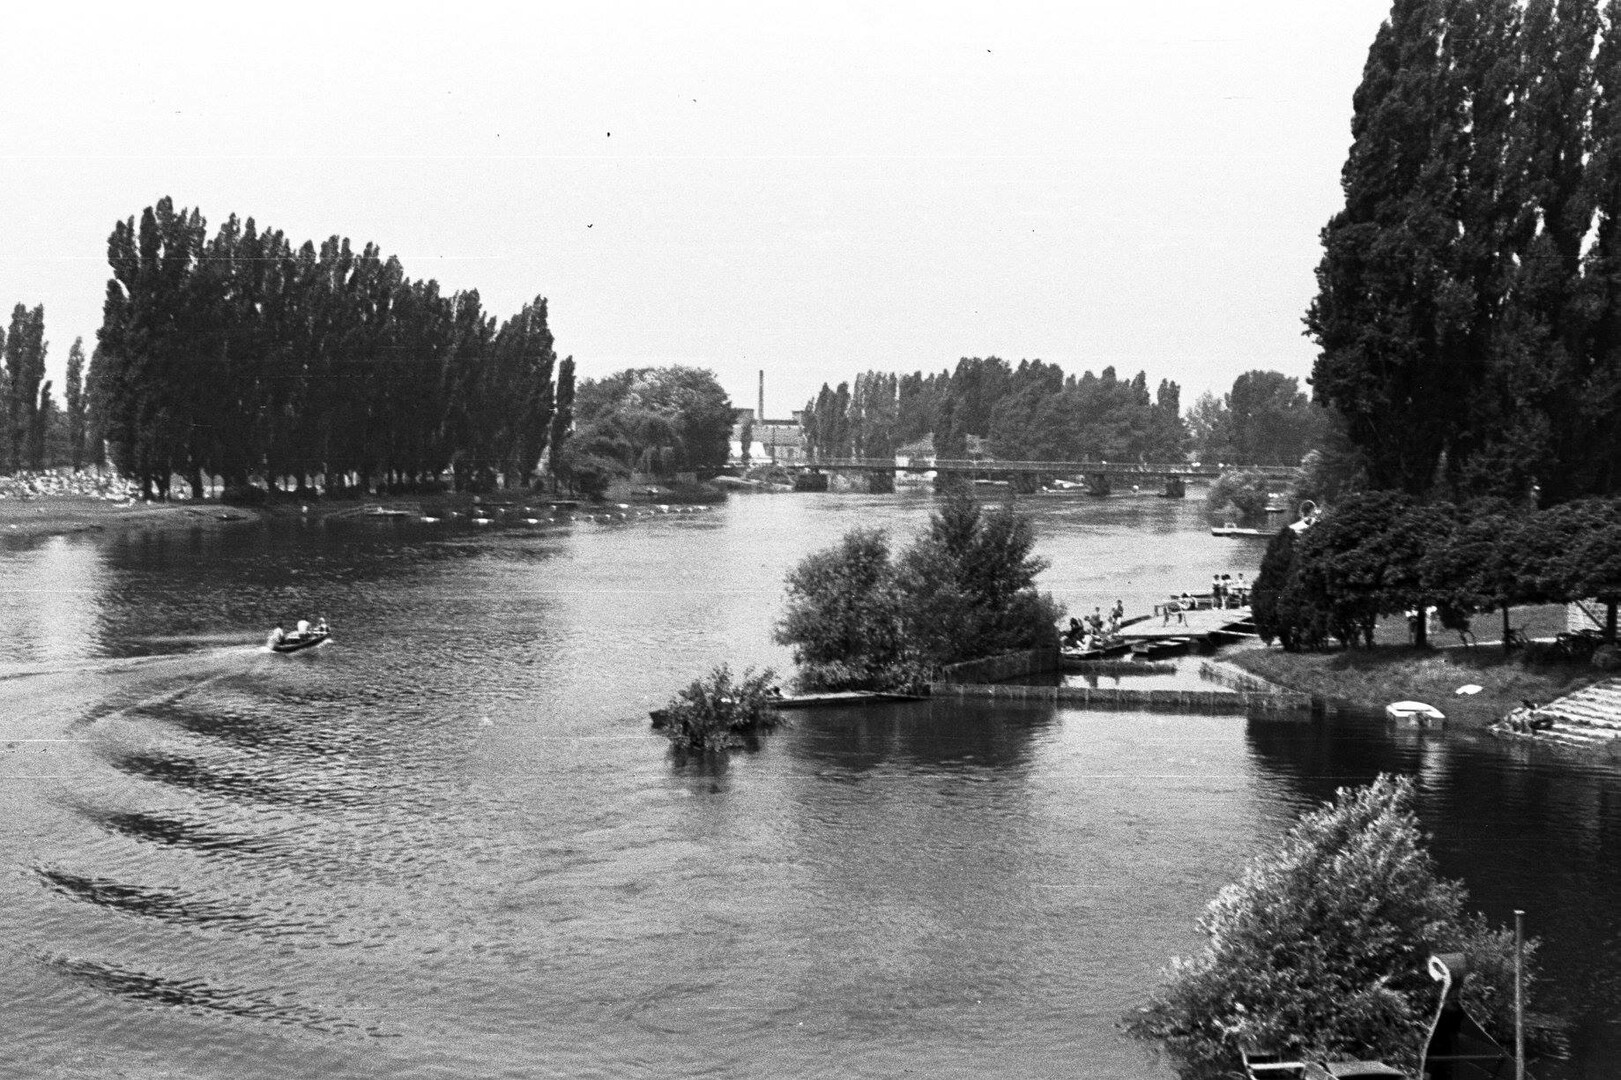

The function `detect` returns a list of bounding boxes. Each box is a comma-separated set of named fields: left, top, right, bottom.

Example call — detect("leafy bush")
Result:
left=1204, top=469, right=1282, bottom=523
left=657, top=665, right=782, bottom=752
left=1126, top=775, right=1534, bottom=1079
left=775, top=491, right=1062, bottom=691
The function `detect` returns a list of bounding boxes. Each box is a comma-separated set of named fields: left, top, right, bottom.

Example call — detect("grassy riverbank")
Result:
left=0, top=494, right=261, bottom=539
left=1227, top=637, right=1605, bottom=730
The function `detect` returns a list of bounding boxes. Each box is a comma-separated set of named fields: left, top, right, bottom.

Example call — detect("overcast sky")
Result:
left=2, top=0, right=1392, bottom=418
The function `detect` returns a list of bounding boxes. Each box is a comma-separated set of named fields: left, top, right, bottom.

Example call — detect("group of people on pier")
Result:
left=1156, top=574, right=1249, bottom=625
left=1061, top=600, right=1126, bottom=650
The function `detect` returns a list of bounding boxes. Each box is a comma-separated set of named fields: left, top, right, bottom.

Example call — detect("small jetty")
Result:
left=650, top=689, right=924, bottom=727
left=1118, top=605, right=1258, bottom=649
left=770, top=690, right=925, bottom=709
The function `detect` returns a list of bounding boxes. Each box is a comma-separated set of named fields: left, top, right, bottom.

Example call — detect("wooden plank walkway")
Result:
left=1118, top=606, right=1253, bottom=641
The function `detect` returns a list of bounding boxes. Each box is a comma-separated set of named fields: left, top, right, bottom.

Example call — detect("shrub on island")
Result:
left=655, top=665, right=782, bottom=753
left=775, top=490, right=1062, bottom=692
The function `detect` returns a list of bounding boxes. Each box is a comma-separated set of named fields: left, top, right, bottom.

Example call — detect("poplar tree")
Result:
left=1472, top=0, right=1601, bottom=502
left=29, top=381, right=52, bottom=470
left=550, top=355, right=575, bottom=490
left=1308, top=0, right=1472, bottom=495
left=1572, top=0, right=1621, bottom=498
left=65, top=337, right=86, bottom=470
left=0, top=320, right=7, bottom=473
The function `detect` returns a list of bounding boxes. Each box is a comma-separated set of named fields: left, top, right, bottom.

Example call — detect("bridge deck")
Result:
left=788, top=457, right=1298, bottom=480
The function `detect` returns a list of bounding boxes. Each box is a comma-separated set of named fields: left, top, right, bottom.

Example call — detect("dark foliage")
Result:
left=775, top=492, right=1061, bottom=690
left=1309, top=0, right=1621, bottom=504
left=1128, top=776, right=1537, bottom=1079
left=90, top=198, right=561, bottom=500
left=657, top=665, right=782, bottom=753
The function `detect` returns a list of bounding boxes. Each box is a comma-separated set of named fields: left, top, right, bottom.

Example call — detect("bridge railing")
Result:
left=792, top=457, right=1300, bottom=478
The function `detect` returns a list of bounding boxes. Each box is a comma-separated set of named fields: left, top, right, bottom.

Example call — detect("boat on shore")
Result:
left=1240, top=951, right=1518, bottom=1080
left=1212, top=522, right=1277, bottom=538
left=1385, top=700, right=1445, bottom=726
left=1060, top=639, right=1132, bottom=664
left=1131, top=637, right=1191, bottom=659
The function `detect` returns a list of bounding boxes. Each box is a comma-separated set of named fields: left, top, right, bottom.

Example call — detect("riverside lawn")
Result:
left=1227, top=604, right=1602, bottom=730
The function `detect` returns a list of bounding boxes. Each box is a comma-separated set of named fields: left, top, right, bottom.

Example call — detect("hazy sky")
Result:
left=2, top=1, right=1393, bottom=417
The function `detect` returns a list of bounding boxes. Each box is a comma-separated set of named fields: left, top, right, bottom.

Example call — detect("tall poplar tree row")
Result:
left=92, top=198, right=566, bottom=499
left=1310, top=0, right=1621, bottom=504
left=3, top=304, right=48, bottom=472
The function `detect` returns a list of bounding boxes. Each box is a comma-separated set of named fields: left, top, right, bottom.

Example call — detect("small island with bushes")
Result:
left=652, top=489, right=1062, bottom=753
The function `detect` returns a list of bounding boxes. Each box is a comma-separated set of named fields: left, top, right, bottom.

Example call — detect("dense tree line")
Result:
left=1309, top=0, right=1621, bottom=504
left=1184, top=371, right=1328, bottom=467
left=89, top=197, right=566, bottom=499
left=801, top=357, right=1187, bottom=464
left=1252, top=491, right=1621, bottom=651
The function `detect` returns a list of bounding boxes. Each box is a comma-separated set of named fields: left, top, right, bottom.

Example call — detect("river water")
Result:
left=2, top=492, right=1618, bottom=1079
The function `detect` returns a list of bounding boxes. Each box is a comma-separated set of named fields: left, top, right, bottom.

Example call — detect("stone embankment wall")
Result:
left=931, top=649, right=1312, bottom=715
left=937, top=648, right=1061, bottom=684
left=929, top=680, right=1311, bottom=714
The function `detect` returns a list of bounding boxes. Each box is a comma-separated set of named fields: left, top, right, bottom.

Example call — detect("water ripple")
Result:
left=39, top=953, right=381, bottom=1035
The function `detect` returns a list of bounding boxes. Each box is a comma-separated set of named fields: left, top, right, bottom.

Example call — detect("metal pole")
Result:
left=1515, top=908, right=1525, bottom=1080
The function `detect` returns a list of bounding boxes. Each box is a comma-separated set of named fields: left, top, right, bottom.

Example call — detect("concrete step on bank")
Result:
left=1543, top=705, right=1621, bottom=732
left=1501, top=678, right=1621, bottom=753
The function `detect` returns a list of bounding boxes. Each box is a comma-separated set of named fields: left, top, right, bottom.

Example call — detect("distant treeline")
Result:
left=88, top=197, right=570, bottom=499
left=801, top=357, right=1187, bottom=463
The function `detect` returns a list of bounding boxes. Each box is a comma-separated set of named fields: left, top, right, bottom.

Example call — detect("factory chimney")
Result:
left=758, top=370, right=765, bottom=422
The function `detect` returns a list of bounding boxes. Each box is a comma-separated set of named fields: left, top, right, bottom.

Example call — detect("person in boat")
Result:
left=1063, top=618, right=1084, bottom=646
left=315, top=617, right=330, bottom=636
left=267, top=624, right=286, bottom=648
left=294, top=619, right=311, bottom=640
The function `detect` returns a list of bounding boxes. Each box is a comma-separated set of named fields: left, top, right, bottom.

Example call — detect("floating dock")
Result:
left=1118, top=606, right=1257, bottom=645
